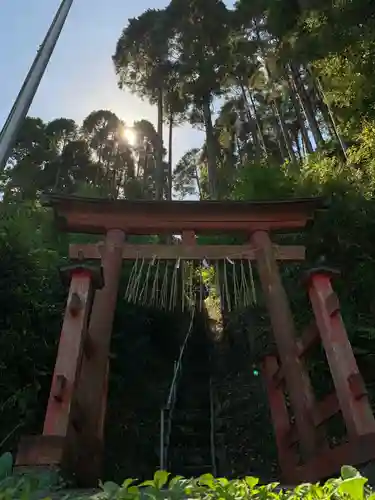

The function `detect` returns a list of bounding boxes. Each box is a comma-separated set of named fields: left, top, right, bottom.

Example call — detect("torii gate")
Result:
left=15, top=195, right=375, bottom=486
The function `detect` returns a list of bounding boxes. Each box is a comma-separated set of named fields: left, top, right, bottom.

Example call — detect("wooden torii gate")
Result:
left=15, top=195, right=375, bottom=485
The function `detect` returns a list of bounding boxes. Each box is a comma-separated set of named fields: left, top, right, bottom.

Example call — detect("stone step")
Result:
left=173, top=407, right=210, bottom=418
left=171, top=430, right=210, bottom=447
left=179, top=366, right=211, bottom=376
left=170, top=446, right=212, bottom=465
left=173, top=464, right=213, bottom=478
left=176, top=387, right=210, bottom=398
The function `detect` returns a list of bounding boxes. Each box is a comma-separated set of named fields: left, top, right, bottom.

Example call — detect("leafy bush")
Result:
left=0, top=453, right=373, bottom=500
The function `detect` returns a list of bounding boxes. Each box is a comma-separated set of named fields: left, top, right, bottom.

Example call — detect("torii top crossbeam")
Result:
left=42, top=194, right=324, bottom=235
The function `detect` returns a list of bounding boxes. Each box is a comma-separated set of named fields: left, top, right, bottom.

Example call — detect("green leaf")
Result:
left=127, top=486, right=140, bottom=495
left=217, top=478, right=229, bottom=486
left=169, top=476, right=185, bottom=489
left=122, top=478, right=137, bottom=489
left=139, top=480, right=155, bottom=487
left=245, top=477, right=259, bottom=489
left=341, top=465, right=360, bottom=479
left=153, top=470, right=170, bottom=489
left=101, top=481, right=120, bottom=496
left=198, top=474, right=215, bottom=488
left=338, top=477, right=367, bottom=500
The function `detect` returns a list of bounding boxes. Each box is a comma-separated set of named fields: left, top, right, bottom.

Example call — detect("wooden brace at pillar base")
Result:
left=263, top=265, right=375, bottom=484
left=16, top=264, right=104, bottom=476
left=304, top=266, right=375, bottom=441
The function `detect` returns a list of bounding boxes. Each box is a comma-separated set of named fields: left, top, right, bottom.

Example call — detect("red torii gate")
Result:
left=15, top=195, right=375, bottom=485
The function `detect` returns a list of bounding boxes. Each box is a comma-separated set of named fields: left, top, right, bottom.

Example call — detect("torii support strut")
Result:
left=261, top=263, right=375, bottom=483
left=16, top=264, right=104, bottom=481
left=16, top=230, right=125, bottom=485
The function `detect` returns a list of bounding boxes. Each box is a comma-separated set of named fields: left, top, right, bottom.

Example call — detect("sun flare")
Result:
left=122, top=127, right=137, bottom=147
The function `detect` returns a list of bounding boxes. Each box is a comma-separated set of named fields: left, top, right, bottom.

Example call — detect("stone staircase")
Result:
left=167, top=317, right=214, bottom=478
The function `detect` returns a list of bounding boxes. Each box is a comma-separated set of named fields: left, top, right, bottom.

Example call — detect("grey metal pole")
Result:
left=0, top=0, right=74, bottom=172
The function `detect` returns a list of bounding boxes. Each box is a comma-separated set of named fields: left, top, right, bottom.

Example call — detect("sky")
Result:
left=0, top=0, right=209, bottom=167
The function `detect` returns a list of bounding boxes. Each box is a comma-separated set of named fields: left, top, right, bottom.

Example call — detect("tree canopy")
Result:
left=1, top=0, right=375, bottom=484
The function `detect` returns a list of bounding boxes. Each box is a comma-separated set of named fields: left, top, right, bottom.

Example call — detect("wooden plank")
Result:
left=312, top=392, right=340, bottom=427
left=263, top=356, right=299, bottom=473
left=46, top=195, right=324, bottom=234
left=43, top=270, right=94, bottom=436
left=284, top=393, right=341, bottom=448
left=296, top=321, right=320, bottom=357
left=59, top=212, right=311, bottom=234
left=308, top=273, right=375, bottom=439
left=252, top=230, right=318, bottom=458
left=69, top=243, right=306, bottom=261
left=287, top=433, right=375, bottom=484
left=273, top=321, right=320, bottom=388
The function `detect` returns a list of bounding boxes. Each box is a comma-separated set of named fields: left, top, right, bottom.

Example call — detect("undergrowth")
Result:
left=0, top=452, right=372, bottom=500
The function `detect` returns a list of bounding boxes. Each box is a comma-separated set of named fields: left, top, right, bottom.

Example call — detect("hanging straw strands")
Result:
left=139, top=256, right=155, bottom=305
left=218, top=258, right=257, bottom=312
left=124, top=255, right=257, bottom=312
left=160, top=261, right=170, bottom=310
left=169, top=258, right=179, bottom=311
left=150, top=258, right=161, bottom=308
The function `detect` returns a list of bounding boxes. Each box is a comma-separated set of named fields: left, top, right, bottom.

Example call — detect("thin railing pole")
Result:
left=209, top=375, right=217, bottom=477
left=160, top=409, right=165, bottom=470
left=0, top=0, right=74, bottom=172
left=159, top=307, right=196, bottom=473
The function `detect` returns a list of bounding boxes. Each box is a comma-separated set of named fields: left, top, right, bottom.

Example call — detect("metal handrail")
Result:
left=160, top=307, right=196, bottom=470
left=209, top=372, right=217, bottom=477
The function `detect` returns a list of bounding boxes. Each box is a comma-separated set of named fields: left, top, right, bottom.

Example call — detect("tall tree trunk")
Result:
left=142, top=152, right=149, bottom=196
left=236, top=136, right=244, bottom=164
left=240, top=82, right=262, bottom=158
left=272, top=101, right=295, bottom=163
left=242, top=21, right=270, bottom=158
left=290, top=63, right=324, bottom=147
left=240, top=82, right=252, bottom=123
left=269, top=105, right=288, bottom=161
left=286, top=68, right=314, bottom=154
left=155, top=87, right=164, bottom=200
left=167, top=111, right=173, bottom=200
left=248, top=91, right=268, bottom=156
left=252, top=19, right=296, bottom=162
left=202, top=97, right=218, bottom=199
left=307, top=66, right=348, bottom=159
left=251, top=126, right=262, bottom=162
left=294, top=131, right=303, bottom=162
left=194, top=166, right=202, bottom=200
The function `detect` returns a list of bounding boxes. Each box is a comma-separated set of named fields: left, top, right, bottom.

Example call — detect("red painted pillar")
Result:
left=251, top=230, right=318, bottom=459
left=16, top=264, right=103, bottom=473
left=262, top=356, right=298, bottom=481
left=304, top=267, right=375, bottom=439
left=97, top=360, right=110, bottom=441
left=74, top=229, right=125, bottom=482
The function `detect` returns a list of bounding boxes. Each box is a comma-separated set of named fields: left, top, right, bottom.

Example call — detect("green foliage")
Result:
left=2, top=0, right=375, bottom=485
left=0, top=202, right=66, bottom=454
left=173, top=148, right=201, bottom=199
left=2, top=112, right=164, bottom=202
left=0, top=458, right=372, bottom=500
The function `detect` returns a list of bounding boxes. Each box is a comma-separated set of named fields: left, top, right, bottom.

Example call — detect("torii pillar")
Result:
left=73, top=228, right=125, bottom=484
left=251, top=231, right=321, bottom=466
left=15, top=228, right=125, bottom=486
